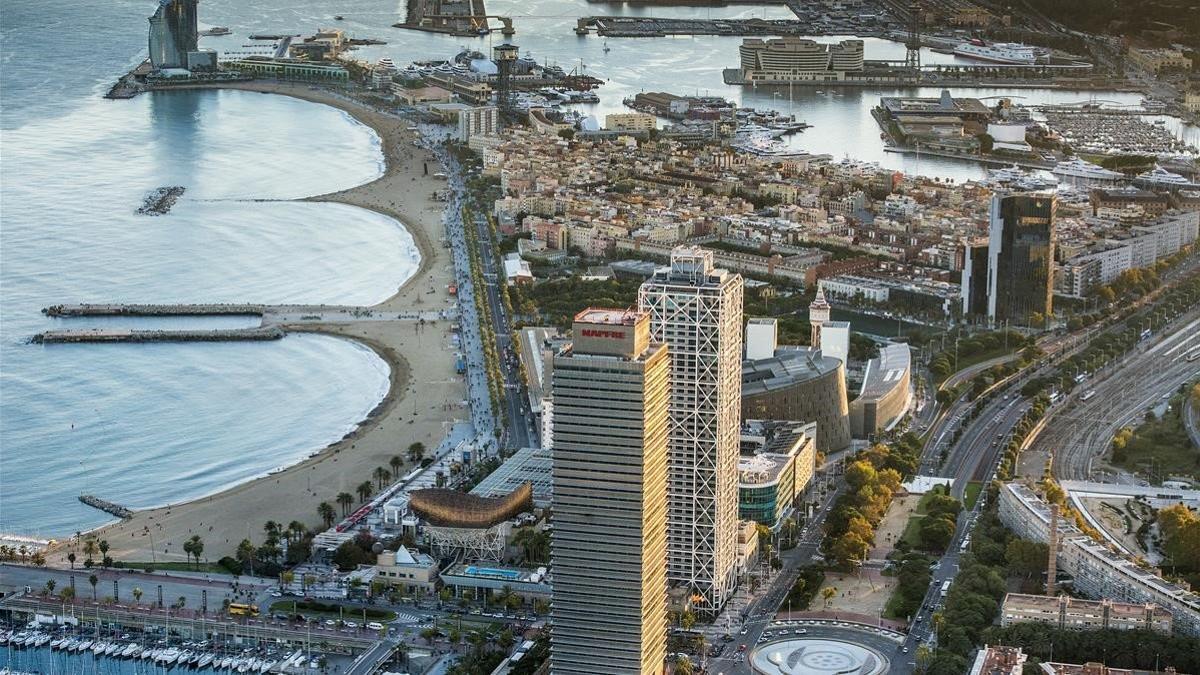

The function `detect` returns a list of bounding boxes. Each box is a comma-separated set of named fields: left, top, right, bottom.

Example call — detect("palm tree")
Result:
left=44, top=579, right=56, bottom=596
left=60, top=586, right=75, bottom=602
left=288, top=520, right=307, bottom=543
left=675, top=656, right=694, bottom=675
left=356, top=481, right=373, bottom=502
left=337, top=492, right=354, bottom=516
left=389, top=455, right=403, bottom=478
left=187, top=535, right=204, bottom=568
left=67, top=552, right=76, bottom=569
left=98, top=540, right=110, bottom=565
left=407, top=442, right=426, bottom=463
left=264, top=520, right=280, bottom=539
left=82, top=538, right=98, bottom=564
left=318, top=502, right=336, bottom=528
left=373, top=466, right=391, bottom=491
left=88, top=574, right=99, bottom=601
left=132, top=587, right=144, bottom=606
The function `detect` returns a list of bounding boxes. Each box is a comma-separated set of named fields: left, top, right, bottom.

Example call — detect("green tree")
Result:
left=132, top=587, right=143, bottom=606
left=1004, top=538, right=1050, bottom=580
left=919, top=517, right=957, bottom=552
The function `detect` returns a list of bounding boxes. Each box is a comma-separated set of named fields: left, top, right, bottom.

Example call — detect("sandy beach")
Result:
left=57, top=81, right=467, bottom=565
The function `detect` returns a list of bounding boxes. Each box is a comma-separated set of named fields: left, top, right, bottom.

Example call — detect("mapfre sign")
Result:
left=580, top=328, right=626, bottom=339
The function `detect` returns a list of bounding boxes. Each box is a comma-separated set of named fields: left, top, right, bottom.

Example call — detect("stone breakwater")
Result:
left=32, top=326, right=284, bottom=344
left=79, top=495, right=132, bottom=520
left=136, top=186, right=186, bottom=216
left=43, top=303, right=267, bottom=317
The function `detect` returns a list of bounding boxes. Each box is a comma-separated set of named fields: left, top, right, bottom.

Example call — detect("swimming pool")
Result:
left=465, top=566, right=522, bottom=580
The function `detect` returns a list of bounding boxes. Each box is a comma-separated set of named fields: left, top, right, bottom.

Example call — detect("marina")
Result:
left=1041, top=109, right=1198, bottom=156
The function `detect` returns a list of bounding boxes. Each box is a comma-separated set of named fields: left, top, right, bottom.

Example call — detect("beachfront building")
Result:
left=738, top=37, right=865, bottom=82
left=639, top=247, right=744, bottom=617
left=987, top=193, right=1056, bottom=324
left=458, top=106, right=500, bottom=142
left=222, top=57, right=350, bottom=82
left=148, top=0, right=198, bottom=70
left=550, top=308, right=670, bottom=674
left=605, top=113, right=657, bottom=132
left=374, top=547, right=440, bottom=596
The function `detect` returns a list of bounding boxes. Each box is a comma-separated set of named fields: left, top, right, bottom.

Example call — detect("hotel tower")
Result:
left=550, top=309, right=670, bottom=674
left=639, top=247, right=744, bottom=616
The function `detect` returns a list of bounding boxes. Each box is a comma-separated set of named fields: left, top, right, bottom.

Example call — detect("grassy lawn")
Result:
left=899, top=514, right=926, bottom=550
left=118, top=561, right=233, bottom=575
left=963, top=481, right=983, bottom=510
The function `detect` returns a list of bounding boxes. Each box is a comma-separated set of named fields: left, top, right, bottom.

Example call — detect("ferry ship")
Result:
left=1051, top=157, right=1125, bottom=186
left=201, top=26, right=232, bottom=36
left=953, top=40, right=1039, bottom=65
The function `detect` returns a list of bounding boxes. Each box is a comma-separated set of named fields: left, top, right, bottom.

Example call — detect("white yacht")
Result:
left=1135, top=165, right=1197, bottom=188
left=1051, top=157, right=1125, bottom=185
left=954, top=40, right=1039, bottom=65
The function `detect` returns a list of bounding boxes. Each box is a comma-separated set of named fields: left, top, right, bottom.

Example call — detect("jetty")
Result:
left=33, top=326, right=284, bottom=344
left=78, top=495, right=133, bottom=520
left=43, top=303, right=267, bottom=318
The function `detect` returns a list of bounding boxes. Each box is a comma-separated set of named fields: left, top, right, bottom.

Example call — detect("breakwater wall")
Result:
left=33, top=326, right=284, bottom=344
left=79, top=495, right=133, bottom=519
left=43, top=303, right=267, bottom=317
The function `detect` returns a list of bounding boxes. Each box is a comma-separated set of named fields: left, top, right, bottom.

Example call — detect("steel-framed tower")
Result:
left=493, top=43, right=519, bottom=122
left=638, top=247, right=744, bottom=618
left=904, top=2, right=922, bottom=72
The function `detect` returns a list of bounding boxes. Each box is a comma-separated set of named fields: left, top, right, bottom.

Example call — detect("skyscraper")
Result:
left=148, top=0, right=199, bottom=70
left=550, top=309, right=669, bottom=675
left=638, top=247, right=744, bottom=616
left=960, top=239, right=990, bottom=318
left=987, top=193, right=1056, bottom=325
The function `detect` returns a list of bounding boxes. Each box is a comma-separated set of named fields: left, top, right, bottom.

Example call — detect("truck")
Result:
left=455, top=357, right=467, bottom=374
left=1080, top=389, right=1097, bottom=402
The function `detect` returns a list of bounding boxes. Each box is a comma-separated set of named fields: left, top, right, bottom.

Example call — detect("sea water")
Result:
left=1, top=6, right=418, bottom=536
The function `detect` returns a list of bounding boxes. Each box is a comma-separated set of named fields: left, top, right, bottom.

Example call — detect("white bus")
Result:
left=940, top=580, right=951, bottom=597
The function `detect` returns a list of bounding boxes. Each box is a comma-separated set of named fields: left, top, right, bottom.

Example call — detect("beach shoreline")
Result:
left=52, top=81, right=466, bottom=565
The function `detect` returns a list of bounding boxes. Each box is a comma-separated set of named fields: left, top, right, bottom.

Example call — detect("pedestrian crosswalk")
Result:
left=391, top=611, right=424, bottom=624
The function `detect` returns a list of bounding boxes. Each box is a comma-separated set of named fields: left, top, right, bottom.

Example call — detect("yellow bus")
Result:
left=228, top=603, right=260, bottom=617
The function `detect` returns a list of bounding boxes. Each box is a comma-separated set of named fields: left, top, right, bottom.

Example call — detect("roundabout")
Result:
left=749, top=637, right=890, bottom=674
